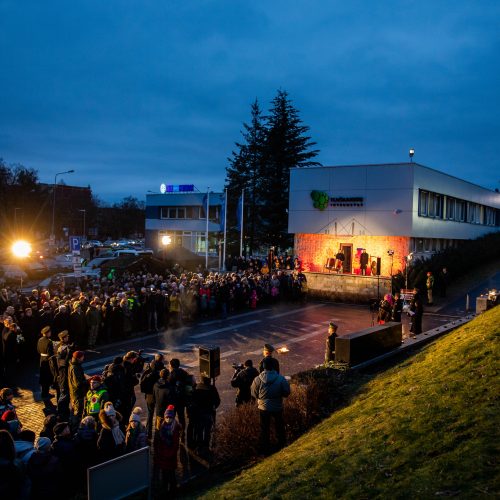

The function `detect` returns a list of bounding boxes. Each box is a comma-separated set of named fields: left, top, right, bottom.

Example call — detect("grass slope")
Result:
left=200, top=307, right=500, bottom=499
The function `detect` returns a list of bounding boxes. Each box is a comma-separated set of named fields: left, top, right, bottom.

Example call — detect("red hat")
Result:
left=73, top=350, right=85, bottom=359
left=164, top=405, right=175, bottom=418
left=1, top=410, right=17, bottom=422
left=90, top=375, right=102, bottom=383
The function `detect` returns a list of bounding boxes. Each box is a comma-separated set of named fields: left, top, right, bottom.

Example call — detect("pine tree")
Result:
left=260, top=89, right=320, bottom=249
left=225, top=99, right=266, bottom=254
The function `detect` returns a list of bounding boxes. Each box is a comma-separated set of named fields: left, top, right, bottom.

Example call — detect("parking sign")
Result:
left=70, top=236, right=82, bottom=252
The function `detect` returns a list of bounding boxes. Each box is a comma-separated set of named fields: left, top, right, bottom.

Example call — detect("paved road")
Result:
left=78, top=300, right=460, bottom=414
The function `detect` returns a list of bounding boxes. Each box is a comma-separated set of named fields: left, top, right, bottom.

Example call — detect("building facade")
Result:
left=145, top=188, right=224, bottom=255
left=288, top=163, right=500, bottom=278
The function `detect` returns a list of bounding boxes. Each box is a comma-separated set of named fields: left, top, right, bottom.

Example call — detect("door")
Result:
left=341, top=244, right=353, bottom=274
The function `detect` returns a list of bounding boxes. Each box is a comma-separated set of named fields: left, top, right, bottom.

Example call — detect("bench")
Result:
left=335, top=322, right=403, bottom=366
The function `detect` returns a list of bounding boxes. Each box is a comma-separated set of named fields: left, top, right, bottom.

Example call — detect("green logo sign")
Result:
left=310, top=190, right=329, bottom=210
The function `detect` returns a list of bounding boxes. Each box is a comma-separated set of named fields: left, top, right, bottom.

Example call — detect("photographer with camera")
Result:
left=230, top=359, right=259, bottom=406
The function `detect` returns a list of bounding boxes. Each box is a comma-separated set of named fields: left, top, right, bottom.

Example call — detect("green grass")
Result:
left=198, top=307, right=500, bottom=499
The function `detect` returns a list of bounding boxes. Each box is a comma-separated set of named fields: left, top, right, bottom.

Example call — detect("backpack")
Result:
left=139, top=367, right=156, bottom=394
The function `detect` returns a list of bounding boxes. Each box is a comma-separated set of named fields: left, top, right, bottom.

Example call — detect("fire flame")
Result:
left=277, top=346, right=289, bottom=353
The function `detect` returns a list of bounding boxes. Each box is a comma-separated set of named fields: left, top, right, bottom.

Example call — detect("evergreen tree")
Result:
left=260, top=89, right=320, bottom=249
left=225, top=99, right=266, bottom=254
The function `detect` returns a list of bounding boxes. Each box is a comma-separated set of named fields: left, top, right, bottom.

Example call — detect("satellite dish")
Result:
left=160, top=183, right=166, bottom=194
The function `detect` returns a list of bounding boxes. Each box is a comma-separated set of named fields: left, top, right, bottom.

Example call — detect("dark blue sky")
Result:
left=1, top=1, right=499, bottom=202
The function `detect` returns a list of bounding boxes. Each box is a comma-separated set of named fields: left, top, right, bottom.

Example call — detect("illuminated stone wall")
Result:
left=295, top=233, right=410, bottom=276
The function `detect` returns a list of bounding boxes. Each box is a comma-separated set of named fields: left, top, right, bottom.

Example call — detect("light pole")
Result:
left=51, top=169, right=75, bottom=245
left=79, top=209, right=86, bottom=239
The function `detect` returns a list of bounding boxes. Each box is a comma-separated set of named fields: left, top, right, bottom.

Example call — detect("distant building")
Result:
left=145, top=186, right=224, bottom=254
left=289, top=163, right=500, bottom=278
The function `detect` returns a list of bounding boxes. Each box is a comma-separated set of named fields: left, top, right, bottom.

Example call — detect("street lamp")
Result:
left=409, top=148, right=415, bottom=162
left=79, top=209, right=86, bottom=239
left=51, top=169, right=75, bottom=245
left=161, top=234, right=171, bottom=261
left=12, top=240, right=32, bottom=288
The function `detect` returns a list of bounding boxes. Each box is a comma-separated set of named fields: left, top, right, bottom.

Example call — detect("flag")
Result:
left=201, top=193, right=208, bottom=217
left=219, top=193, right=226, bottom=232
left=236, top=194, right=243, bottom=231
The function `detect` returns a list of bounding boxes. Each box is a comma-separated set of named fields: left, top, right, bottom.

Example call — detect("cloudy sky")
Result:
left=1, top=0, right=499, bottom=202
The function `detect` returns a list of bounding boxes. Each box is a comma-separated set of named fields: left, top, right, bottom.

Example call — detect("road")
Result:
left=78, top=300, right=461, bottom=414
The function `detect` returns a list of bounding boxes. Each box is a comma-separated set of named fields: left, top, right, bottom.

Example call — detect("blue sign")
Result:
left=69, top=236, right=82, bottom=252
left=164, top=184, right=194, bottom=193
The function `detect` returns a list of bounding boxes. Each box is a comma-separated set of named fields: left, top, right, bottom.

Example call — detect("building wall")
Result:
left=304, top=272, right=391, bottom=303
left=295, top=233, right=410, bottom=276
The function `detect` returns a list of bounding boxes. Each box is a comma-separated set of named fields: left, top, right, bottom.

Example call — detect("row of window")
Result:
left=418, top=190, right=498, bottom=226
left=160, top=206, right=219, bottom=220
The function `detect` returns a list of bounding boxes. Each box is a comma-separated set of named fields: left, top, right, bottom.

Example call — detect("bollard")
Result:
left=465, top=294, right=470, bottom=312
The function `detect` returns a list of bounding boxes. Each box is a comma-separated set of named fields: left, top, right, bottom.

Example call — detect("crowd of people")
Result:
left=1, top=257, right=306, bottom=362
left=0, top=340, right=290, bottom=498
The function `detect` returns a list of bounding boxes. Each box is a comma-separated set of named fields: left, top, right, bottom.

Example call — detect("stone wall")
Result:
left=305, top=272, right=391, bottom=303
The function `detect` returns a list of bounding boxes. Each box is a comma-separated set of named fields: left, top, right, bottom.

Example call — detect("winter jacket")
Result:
left=125, top=422, right=148, bottom=452
left=153, top=378, right=174, bottom=417
left=27, top=451, right=62, bottom=499
left=251, top=369, right=290, bottom=412
left=154, top=420, right=181, bottom=470
left=68, top=359, right=88, bottom=401
left=97, top=411, right=125, bottom=461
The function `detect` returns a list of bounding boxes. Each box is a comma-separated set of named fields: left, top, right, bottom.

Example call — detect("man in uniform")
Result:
left=84, top=375, right=109, bottom=420
left=324, top=322, right=338, bottom=364
left=37, top=326, right=54, bottom=399
left=258, top=344, right=280, bottom=373
left=231, top=359, right=259, bottom=406
left=68, top=350, right=88, bottom=428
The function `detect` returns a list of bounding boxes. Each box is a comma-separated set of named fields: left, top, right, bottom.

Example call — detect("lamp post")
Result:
left=409, top=148, right=415, bottom=162
left=79, top=209, right=86, bottom=239
left=51, top=169, right=75, bottom=245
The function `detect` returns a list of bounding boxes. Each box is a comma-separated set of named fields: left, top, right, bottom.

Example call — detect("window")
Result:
left=485, top=207, right=496, bottom=226
left=428, top=193, right=443, bottom=218
left=168, top=208, right=177, bottom=218
left=446, top=197, right=456, bottom=220
left=177, top=208, right=186, bottom=219
left=419, top=190, right=429, bottom=216
left=456, top=200, right=466, bottom=222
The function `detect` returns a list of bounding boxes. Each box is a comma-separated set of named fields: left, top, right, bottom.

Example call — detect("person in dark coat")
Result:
left=74, top=416, right=98, bottom=482
left=37, top=325, right=54, bottom=399
left=140, top=355, right=164, bottom=439
left=168, top=359, right=192, bottom=430
left=69, top=302, right=87, bottom=349
left=68, top=351, right=88, bottom=428
left=392, top=292, right=403, bottom=322
left=231, top=359, right=259, bottom=406
left=153, top=368, right=173, bottom=431
left=97, top=402, right=125, bottom=461
left=324, top=322, right=338, bottom=364
left=409, top=291, right=424, bottom=336
left=55, top=330, right=73, bottom=420
left=53, top=305, right=70, bottom=338
left=2, top=316, right=20, bottom=387
left=39, top=414, right=57, bottom=442
left=258, top=344, right=280, bottom=373
left=38, top=302, right=54, bottom=332
left=19, top=307, right=38, bottom=358
left=27, top=436, right=63, bottom=500
left=0, top=429, right=31, bottom=498
left=51, top=422, right=78, bottom=495
left=188, top=377, right=220, bottom=450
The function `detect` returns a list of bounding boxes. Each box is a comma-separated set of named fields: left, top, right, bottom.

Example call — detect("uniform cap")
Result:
left=58, top=330, right=69, bottom=340
left=263, top=343, right=275, bottom=353
left=41, top=326, right=51, bottom=335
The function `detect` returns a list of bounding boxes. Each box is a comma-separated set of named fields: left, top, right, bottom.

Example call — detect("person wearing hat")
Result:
left=258, top=344, right=280, bottom=374
left=154, top=405, right=181, bottom=495
left=27, top=436, right=62, bottom=499
left=54, top=330, right=73, bottom=420
left=325, top=322, right=338, bottom=364
left=84, top=375, right=109, bottom=421
left=51, top=421, right=78, bottom=494
left=37, top=325, right=55, bottom=399
left=125, top=407, right=147, bottom=452
left=97, top=402, right=125, bottom=461
left=68, top=351, right=88, bottom=428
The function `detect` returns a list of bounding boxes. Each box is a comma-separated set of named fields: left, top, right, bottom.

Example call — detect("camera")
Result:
left=232, top=362, right=244, bottom=371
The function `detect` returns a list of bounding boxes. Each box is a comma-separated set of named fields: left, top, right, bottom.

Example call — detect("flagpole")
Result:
left=223, top=188, right=227, bottom=271
left=239, top=188, right=244, bottom=257
left=206, top=188, right=210, bottom=269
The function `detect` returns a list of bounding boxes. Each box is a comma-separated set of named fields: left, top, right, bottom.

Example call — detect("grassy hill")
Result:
left=199, top=307, right=500, bottom=499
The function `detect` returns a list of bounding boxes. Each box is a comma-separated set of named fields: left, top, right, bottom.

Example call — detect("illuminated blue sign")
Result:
left=159, top=184, right=195, bottom=193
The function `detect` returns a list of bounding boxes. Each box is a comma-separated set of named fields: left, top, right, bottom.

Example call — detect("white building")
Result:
left=145, top=186, right=224, bottom=255
left=288, top=163, right=500, bottom=276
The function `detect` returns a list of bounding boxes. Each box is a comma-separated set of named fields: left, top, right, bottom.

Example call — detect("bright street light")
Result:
left=12, top=240, right=32, bottom=258
left=161, top=235, right=172, bottom=246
